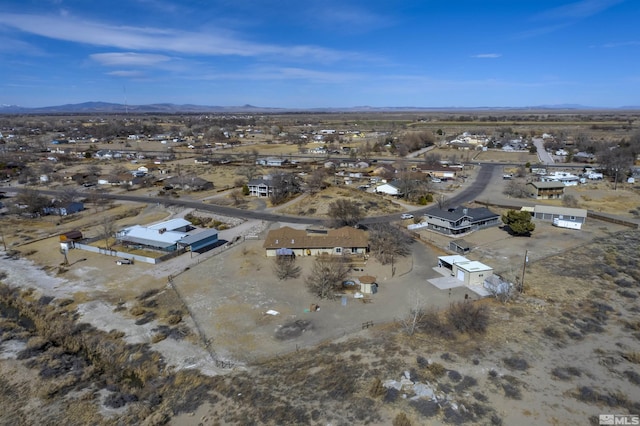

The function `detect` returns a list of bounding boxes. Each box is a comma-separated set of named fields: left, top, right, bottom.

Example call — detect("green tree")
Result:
left=242, top=184, right=250, bottom=196
left=501, top=210, right=535, bottom=236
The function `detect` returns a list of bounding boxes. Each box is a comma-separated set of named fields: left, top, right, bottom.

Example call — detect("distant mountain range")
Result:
left=1, top=101, right=638, bottom=114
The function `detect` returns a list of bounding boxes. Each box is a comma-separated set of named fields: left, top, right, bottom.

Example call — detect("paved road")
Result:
left=14, top=163, right=499, bottom=225
left=532, top=137, right=554, bottom=165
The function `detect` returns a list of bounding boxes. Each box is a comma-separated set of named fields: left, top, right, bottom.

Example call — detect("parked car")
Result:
left=431, top=178, right=442, bottom=183
left=116, top=258, right=133, bottom=265
left=400, top=213, right=414, bottom=220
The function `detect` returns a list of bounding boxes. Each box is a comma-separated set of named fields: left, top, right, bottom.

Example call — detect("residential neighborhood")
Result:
left=0, top=109, right=639, bottom=426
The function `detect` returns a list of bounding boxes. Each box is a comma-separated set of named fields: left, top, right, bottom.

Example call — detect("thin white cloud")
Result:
left=534, top=0, right=624, bottom=21
left=600, top=40, right=640, bottom=48
left=518, top=0, right=624, bottom=39
left=0, top=12, right=356, bottom=62
left=0, top=36, right=47, bottom=55
left=308, top=4, right=392, bottom=32
left=471, top=53, right=501, bottom=59
left=197, top=66, right=362, bottom=84
left=91, top=52, right=172, bottom=67
left=107, top=70, right=145, bottom=78
left=516, top=23, right=571, bottom=38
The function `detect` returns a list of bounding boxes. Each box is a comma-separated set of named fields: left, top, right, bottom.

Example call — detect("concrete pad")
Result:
left=428, top=276, right=464, bottom=290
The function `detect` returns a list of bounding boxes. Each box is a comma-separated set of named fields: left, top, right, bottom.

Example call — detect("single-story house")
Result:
left=526, top=181, right=565, bottom=199
left=449, top=141, right=476, bottom=150
left=540, top=172, right=580, bottom=186
left=370, top=164, right=396, bottom=176
left=42, top=201, right=84, bottom=216
left=375, top=181, right=402, bottom=196
left=256, top=157, right=288, bottom=167
left=263, top=226, right=368, bottom=257
left=533, top=205, right=587, bottom=226
left=422, top=206, right=501, bottom=235
left=414, top=164, right=458, bottom=180
left=164, top=176, right=214, bottom=191
left=573, top=151, right=596, bottom=163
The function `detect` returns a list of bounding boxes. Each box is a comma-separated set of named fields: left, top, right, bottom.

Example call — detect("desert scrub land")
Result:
left=278, top=186, right=405, bottom=217
left=1, top=229, right=640, bottom=425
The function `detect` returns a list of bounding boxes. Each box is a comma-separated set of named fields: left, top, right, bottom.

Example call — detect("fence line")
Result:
left=361, top=320, right=374, bottom=329
left=475, top=200, right=639, bottom=229
left=166, top=275, right=234, bottom=368
left=73, top=243, right=159, bottom=264
left=247, top=320, right=378, bottom=365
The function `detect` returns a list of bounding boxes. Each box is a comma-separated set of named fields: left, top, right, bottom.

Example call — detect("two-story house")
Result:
left=422, top=206, right=500, bottom=235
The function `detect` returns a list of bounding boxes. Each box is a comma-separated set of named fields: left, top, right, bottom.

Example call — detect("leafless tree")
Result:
left=306, top=168, right=327, bottom=194
left=109, top=164, right=129, bottom=179
left=58, top=187, right=80, bottom=204
left=486, top=279, right=516, bottom=304
left=514, top=165, right=527, bottom=178
left=503, top=179, right=529, bottom=198
left=88, top=187, right=110, bottom=212
left=15, top=188, right=49, bottom=214
left=435, top=194, right=448, bottom=209
left=273, top=255, right=301, bottom=280
left=424, top=152, right=442, bottom=165
left=85, top=164, right=102, bottom=179
left=327, top=199, right=363, bottom=228
left=399, top=291, right=429, bottom=336
left=562, top=194, right=579, bottom=208
left=269, top=172, right=301, bottom=205
left=368, top=223, right=412, bottom=275
left=598, top=144, right=634, bottom=183
left=101, top=215, right=116, bottom=250
left=36, top=162, right=55, bottom=186
left=237, top=149, right=259, bottom=182
left=305, top=255, right=350, bottom=300
left=229, top=189, right=244, bottom=206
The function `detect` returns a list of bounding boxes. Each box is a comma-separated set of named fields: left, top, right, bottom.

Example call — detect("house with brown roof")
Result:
left=263, top=226, right=368, bottom=257
left=414, top=164, right=458, bottom=180
left=526, top=181, right=565, bottom=199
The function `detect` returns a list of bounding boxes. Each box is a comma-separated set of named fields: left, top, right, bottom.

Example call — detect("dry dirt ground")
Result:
left=2, top=165, right=640, bottom=425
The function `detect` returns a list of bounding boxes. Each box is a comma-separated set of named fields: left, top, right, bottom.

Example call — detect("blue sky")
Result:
left=0, top=0, right=638, bottom=108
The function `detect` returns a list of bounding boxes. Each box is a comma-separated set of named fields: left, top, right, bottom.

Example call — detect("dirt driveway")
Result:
left=170, top=225, right=470, bottom=364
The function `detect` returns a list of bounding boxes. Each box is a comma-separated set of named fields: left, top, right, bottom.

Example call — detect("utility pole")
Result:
left=520, top=250, right=529, bottom=293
